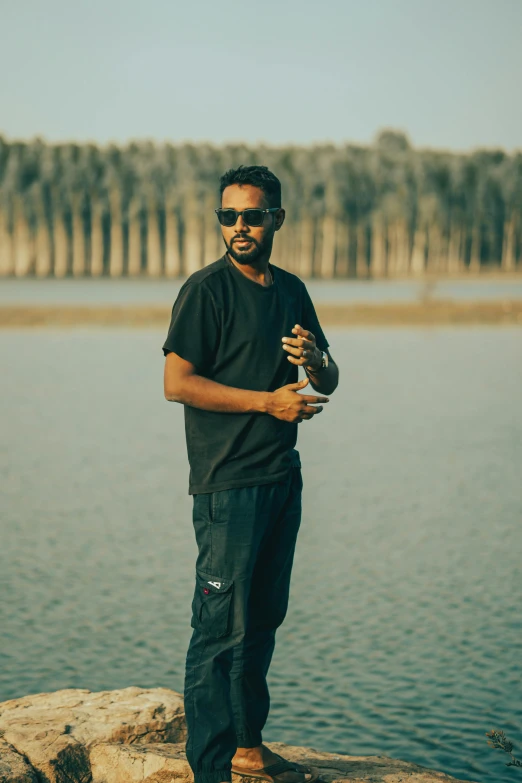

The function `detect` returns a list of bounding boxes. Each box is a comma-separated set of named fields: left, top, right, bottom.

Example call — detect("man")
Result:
left=162, top=165, right=339, bottom=783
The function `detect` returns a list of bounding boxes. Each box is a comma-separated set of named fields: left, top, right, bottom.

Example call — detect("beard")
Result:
left=225, top=233, right=273, bottom=265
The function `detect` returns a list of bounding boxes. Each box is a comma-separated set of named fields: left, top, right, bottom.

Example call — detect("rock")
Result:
left=90, top=741, right=476, bottom=783
left=0, top=687, right=477, bottom=783
left=261, top=742, right=476, bottom=783
left=90, top=742, right=191, bottom=783
left=0, top=738, right=39, bottom=783
left=0, top=687, right=185, bottom=783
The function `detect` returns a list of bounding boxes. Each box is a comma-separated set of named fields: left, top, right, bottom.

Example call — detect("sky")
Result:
left=1, top=0, right=521, bottom=152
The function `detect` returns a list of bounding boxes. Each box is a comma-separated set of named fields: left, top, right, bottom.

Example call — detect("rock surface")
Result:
left=0, top=688, right=477, bottom=783
left=0, top=687, right=185, bottom=783
left=90, top=741, right=477, bottom=783
left=0, top=738, right=39, bottom=783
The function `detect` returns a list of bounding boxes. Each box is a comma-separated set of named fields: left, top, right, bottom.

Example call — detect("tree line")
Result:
left=0, top=131, right=520, bottom=278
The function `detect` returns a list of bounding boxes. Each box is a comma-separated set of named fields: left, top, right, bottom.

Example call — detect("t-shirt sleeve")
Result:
left=162, top=283, right=219, bottom=371
left=300, top=284, right=329, bottom=352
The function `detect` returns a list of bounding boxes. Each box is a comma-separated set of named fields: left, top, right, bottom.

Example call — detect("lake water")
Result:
left=1, top=326, right=521, bottom=783
left=1, top=276, right=522, bottom=305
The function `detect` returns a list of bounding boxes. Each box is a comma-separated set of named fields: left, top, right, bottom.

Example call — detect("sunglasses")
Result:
left=215, top=208, right=280, bottom=227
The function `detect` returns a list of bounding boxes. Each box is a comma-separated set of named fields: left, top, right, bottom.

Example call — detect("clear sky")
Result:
left=1, top=0, right=521, bottom=151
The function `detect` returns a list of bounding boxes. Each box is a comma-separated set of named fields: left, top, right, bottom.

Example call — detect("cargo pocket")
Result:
left=191, top=570, right=234, bottom=639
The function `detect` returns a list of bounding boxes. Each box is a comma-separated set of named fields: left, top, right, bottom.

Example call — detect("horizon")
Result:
left=1, top=130, right=520, bottom=156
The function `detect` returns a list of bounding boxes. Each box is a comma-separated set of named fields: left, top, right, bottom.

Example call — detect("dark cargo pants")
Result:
left=184, top=463, right=303, bottom=783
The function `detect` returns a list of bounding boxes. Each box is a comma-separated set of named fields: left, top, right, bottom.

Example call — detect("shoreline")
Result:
left=1, top=300, right=522, bottom=327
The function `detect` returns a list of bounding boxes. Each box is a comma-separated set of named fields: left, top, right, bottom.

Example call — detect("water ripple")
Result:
left=1, top=327, right=521, bottom=783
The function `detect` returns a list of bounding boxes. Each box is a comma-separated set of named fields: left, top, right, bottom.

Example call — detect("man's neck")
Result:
left=226, top=253, right=273, bottom=287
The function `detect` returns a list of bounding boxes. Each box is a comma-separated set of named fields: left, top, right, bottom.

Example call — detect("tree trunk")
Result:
left=286, top=224, right=299, bottom=275
left=146, top=197, right=162, bottom=276
left=277, top=222, right=289, bottom=271
left=109, top=190, right=124, bottom=277
left=370, top=213, right=386, bottom=277
left=269, top=222, right=284, bottom=268
left=356, top=221, right=368, bottom=279
left=426, top=221, right=443, bottom=273
left=310, top=218, right=321, bottom=278
left=335, top=220, right=350, bottom=278
left=35, top=188, right=51, bottom=277
left=203, top=195, right=221, bottom=266
left=410, top=224, right=426, bottom=276
left=447, top=221, right=463, bottom=275
left=386, top=220, right=400, bottom=277
left=164, top=200, right=181, bottom=277
left=274, top=221, right=295, bottom=271
left=469, top=223, right=481, bottom=273
left=71, top=195, right=86, bottom=277
left=347, top=221, right=358, bottom=279
left=53, top=207, right=69, bottom=278
left=0, top=206, right=13, bottom=276
left=501, top=216, right=516, bottom=272
left=437, top=225, right=450, bottom=275
left=90, top=197, right=104, bottom=276
left=386, top=220, right=398, bottom=277
left=127, top=198, right=142, bottom=276
left=183, top=195, right=202, bottom=276
left=13, top=199, right=33, bottom=277
left=389, top=219, right=409, bottom=277
left=399, top=219, right=411, bottom=276
left=297, top=217, right=314, bottom=278
left=319, top=215, right=336, bottom=278
left=287, top=224, right=299, bottom=274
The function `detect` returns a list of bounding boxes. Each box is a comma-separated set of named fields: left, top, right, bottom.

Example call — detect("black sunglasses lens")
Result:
left=218, top=210, right=237, bottom=226
left=243, top=209, right=264, bottom=226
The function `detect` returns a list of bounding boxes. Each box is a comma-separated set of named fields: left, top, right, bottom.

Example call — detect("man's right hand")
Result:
left=266, top=378, right=329, bottom=423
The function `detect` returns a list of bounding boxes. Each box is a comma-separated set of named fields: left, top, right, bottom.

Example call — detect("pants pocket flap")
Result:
left=196, top=570, right=233, bottom=595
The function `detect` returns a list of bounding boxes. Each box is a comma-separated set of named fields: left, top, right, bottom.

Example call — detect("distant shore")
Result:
left=1, top=300, right=522, bottom=327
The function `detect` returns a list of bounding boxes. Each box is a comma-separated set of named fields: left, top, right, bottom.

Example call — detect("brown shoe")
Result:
left=232, top=754, right=320, bottom=783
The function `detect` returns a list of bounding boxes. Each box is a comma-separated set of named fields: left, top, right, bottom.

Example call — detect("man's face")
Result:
left=220, top=184, right=284, bottom=265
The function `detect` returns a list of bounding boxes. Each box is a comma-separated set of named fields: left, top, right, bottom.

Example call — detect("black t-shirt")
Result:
left=162, top=254, right=329, bottom=494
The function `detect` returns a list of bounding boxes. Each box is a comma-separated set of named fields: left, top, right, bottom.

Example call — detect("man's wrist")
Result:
left=305, top=348, right=323, bottom=374
left=256, top=391, right=273, bottom=415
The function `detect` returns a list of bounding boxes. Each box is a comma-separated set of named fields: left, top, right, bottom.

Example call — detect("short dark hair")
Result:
left=219, top=165, right=282, bottom=208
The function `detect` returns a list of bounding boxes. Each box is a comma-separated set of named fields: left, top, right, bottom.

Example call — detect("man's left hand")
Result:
left=281, top=324, right=322, bottom=372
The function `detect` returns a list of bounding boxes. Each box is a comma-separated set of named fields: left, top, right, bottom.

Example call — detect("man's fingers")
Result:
left=302, top=404, right=323, bottom=416
left=283, top=345, right=306, bottom=357
left=300, top=395, right=329, bottom=403
left=283, top=378, right=309, bottom=391
left=299, top=409, right=322, bottom=421
left=282, top=345, right=314, bottom=360
left=282, top=337, right=314, bottom=349
left=298, top=407, right=324, bottom=422
left=292, top=325, right=315, bottom=342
